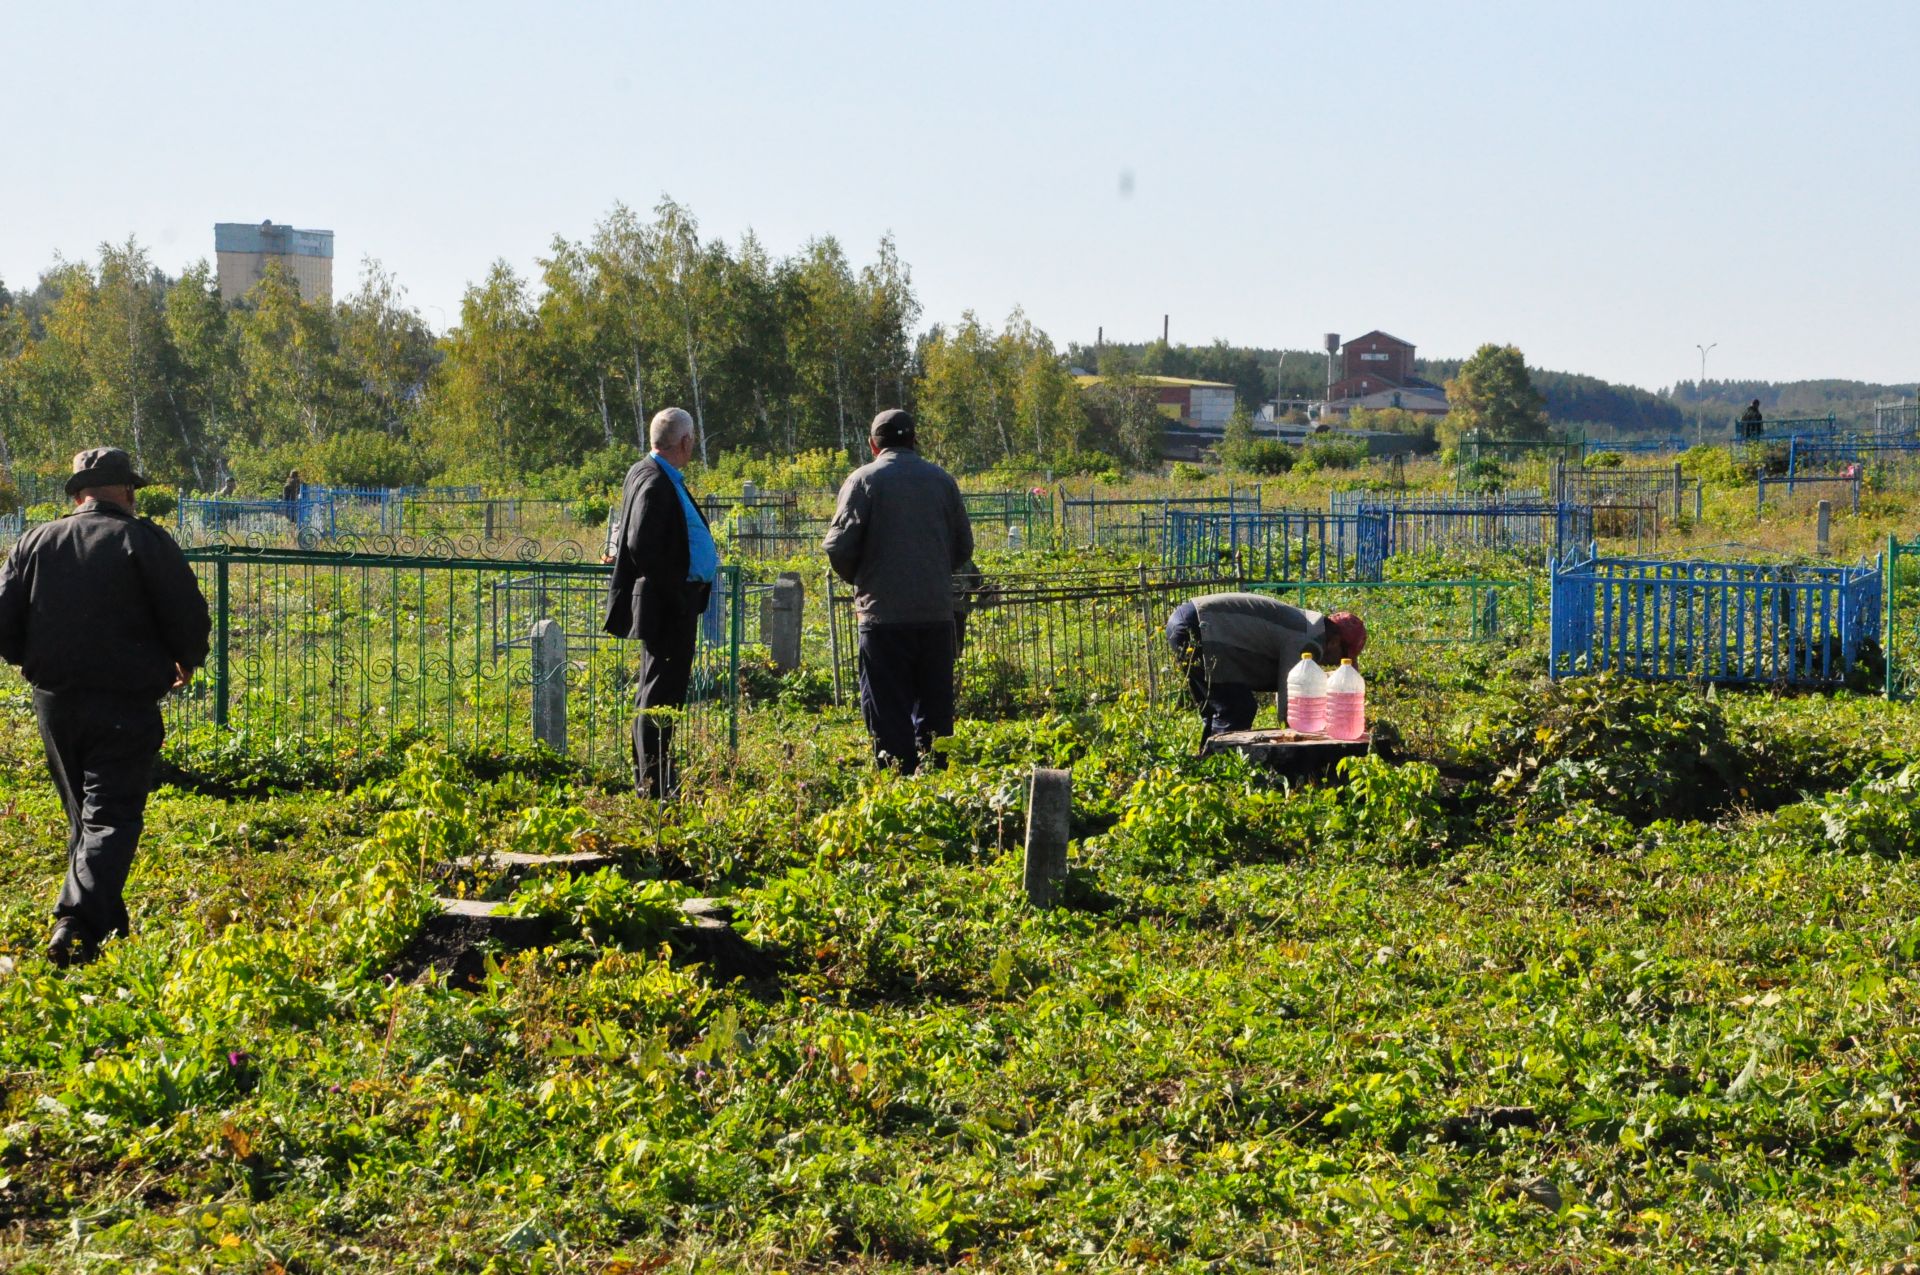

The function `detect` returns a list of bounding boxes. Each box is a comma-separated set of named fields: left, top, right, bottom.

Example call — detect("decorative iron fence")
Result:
left=1554, top=460, right=1699, bottom=519
left=826, top=565, right=1539, bottom=717
left=1161, top=509, right=1386, bottom=581
left=1581, top=436, right=1689, bottom=457
left=1059, top=487, right=1261, bottom=548
left=1550, top=553, right=1881, bottom=686
left=167, top=545, right=741, bottom=772
left=1371, top=499, right=1593, bottom=564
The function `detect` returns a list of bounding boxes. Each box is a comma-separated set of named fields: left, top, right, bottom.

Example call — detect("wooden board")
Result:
left=1200, top=728, right=1371, bottom=776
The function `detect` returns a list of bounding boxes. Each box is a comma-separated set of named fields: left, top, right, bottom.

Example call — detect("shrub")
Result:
left=1232, top=440, right=1296, bottom=474
left=136, top=485, right=177, bottom=519
left=1304, top=439, right=1364, bottom=471
left=1463, top=673, right=1740, bottom=823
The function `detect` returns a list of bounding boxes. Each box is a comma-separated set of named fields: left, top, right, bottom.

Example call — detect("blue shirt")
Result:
left=651, top=452, right=719, bottom=583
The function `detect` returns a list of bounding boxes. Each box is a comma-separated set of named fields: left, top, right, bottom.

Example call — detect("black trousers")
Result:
left=857, top=622, right=956, bottom=775
left=1164, top=602, right=1257, bottom=741
left=33, top=690, right=165, bottom=941
left=633, top=590, right=706, bottom=798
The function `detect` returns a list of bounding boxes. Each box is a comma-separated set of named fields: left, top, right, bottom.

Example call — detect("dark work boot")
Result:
left=47, top=920, right=98, bottom=969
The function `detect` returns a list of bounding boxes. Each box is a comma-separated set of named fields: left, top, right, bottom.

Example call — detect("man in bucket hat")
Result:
left=1164, top=592, right=1366, bottom=742
left=0, top=448, right=210, bottom=967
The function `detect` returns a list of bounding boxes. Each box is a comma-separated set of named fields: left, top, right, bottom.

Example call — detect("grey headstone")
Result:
left=762, top=572, right=804, bottom=672
left=1024, top=768, right=1072, bottom=907
left=531, top=618, right=567, bottom=753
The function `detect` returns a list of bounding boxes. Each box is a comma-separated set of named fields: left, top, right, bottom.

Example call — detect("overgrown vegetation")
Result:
left=3, top=576, right=1918, bottom=1270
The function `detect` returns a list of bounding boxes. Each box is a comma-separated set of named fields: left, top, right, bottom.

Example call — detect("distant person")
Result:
left=1739, top=400, right=1765, bottom=440
left=281, top=469, right=304, bottom=526
left=0, top=448, right=211, bottom=967
left=216, top=475, right=236, bottom=497
left=1164, top=593, right=1366, bottom=741
left=602, top=407, right=717, bottom=798
left=824, top=409, right=974, bottom=774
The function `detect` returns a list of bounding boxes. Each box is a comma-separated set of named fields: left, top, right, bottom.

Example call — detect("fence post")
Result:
left=1138, top=565, right=1158, bottom=703
left=729, top=568, right=742, bottom=754
left=1672, top=463, right=1684, bottom=520
left=213, top=555, right=230, bottom=728
left=826, top=568, right=844, bottom=707
left=1852, top=474, right=1862, bottom=514
left=1023, top=768, right=1071, bottom=907
left=1816, top=501, right=1832, bottom=557
left=483, top=501, right=496, bottom=541
left=1695, top=485, right=1704, bottom=522
left=763, top=572, right=804, bottom=672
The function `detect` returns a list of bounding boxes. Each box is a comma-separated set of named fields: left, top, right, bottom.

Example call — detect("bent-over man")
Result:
left=824, top=409, right=974, bottom=774
left=603, top=408, right=717, bottom=798
left=0, top=448, right=211, bottom=967
left=1164, top=593, right=1366, bottom=741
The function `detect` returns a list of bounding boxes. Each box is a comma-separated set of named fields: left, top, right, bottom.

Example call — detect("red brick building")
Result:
left=1326, top=330, right=1446, bottom=414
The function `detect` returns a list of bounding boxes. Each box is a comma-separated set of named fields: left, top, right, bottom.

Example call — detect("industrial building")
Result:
left=1324, top=330, right=1448, bottom=416
left=214, top=220, right=334, bottom=304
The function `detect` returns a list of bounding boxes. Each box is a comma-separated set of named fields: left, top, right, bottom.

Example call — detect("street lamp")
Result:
left=1694, top=343, right=1718, bottom=446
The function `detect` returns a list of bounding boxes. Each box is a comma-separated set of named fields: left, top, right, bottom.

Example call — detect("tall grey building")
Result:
left=214, top=221, right=334, bottom=304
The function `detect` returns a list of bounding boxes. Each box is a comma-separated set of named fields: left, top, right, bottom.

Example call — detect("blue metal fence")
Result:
left=178, top=496, right=336, bottom=540
left=1551, top=553, right=1881, bottom=686
left=1161, top=509, right=1387, bottom=581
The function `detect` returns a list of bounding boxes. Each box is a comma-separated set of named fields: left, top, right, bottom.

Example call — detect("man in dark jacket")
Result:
left=1738, top=400, right=1765, bottom=440
left=0, top=448, right=211, bottom=966
left=824, top=409, right=974, bottom=773
left=1164, top=592, right=1366, bottom=740
left=603, top=407, right=717, bottom=798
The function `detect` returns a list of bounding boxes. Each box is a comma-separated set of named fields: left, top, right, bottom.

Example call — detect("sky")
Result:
left=5, top=0, right=1917, bottom=393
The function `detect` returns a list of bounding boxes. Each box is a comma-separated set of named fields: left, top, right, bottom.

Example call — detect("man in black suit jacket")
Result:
left=603, top=407, right=717, bottom=797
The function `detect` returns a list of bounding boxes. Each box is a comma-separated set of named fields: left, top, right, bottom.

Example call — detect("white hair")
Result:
left=649, top=407, right=695, bottom=452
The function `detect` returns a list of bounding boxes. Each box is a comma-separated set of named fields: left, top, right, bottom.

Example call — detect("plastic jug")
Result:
left=1285, top=652, right=1328, bottom=734
left=1326, top=659, right=1367, bottom=741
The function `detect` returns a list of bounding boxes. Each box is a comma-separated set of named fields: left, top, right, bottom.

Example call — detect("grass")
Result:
left=2, top=451, right=1919, bottom=1270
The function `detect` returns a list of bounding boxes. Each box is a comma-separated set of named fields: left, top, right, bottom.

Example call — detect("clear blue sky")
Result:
left=6, top=0, right=1916, bottom=392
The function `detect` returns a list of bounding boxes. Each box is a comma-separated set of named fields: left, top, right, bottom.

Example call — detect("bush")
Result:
left=1224, top=440, right=1295, bottom=475
left=136, top=485, right=177, bottom=520
left=1303, top=439, right=1364, bottom=471
left=1679, top=444, right=1748, bottom=487
left=1168, top=461, right=1209, bottom=483
left=1464, top=674, right=1740, bottom=824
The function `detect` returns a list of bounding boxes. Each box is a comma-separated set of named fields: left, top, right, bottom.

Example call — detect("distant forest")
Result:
left=1072, top=340, right=1916, bottom=438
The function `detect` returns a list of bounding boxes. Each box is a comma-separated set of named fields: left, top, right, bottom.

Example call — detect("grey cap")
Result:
left=870, top=408, right=916, bottom=447
left=66, top=447, right=149, bottom=496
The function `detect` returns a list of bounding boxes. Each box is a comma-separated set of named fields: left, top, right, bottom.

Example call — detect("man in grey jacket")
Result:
left=1164, top=592, right=1366, bottom=740
left=824, top=409, right=974, bottom=773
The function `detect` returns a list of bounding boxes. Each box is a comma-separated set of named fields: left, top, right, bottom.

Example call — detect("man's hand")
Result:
left=171, top=663, right=190, bottom=689
left=600, top=553, right=615, bottom=565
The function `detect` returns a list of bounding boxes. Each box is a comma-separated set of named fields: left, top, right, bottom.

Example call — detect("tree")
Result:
left=1080, top=372, right=1164, bottom=468
left=335, top=258, right=436, bottom=438
left=1442, top=343, right=1547, bottom=445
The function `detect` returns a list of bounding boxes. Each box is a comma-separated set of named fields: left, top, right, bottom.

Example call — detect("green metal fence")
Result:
left=170, top=545, right=741, bottom=772
left=1887, top=536, right=1920, bottom=699
left=826, top=566, right=1539, bottom=718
